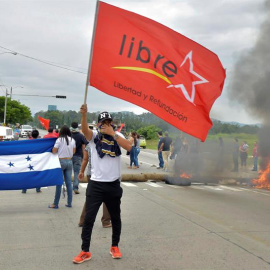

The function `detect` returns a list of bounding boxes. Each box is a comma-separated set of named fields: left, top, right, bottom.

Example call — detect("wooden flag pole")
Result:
left=84, top=0, right=100, bottom=104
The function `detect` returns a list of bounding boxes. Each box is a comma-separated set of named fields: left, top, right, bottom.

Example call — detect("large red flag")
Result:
left=89, top=1, right=226, bottom=141
left=38, top=116, right=50, bottom=131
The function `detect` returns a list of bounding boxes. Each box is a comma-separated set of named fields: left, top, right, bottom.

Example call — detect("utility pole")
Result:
left=4, top=89, right=9, bottom=125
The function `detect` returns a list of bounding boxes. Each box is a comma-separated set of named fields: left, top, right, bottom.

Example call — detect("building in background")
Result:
left=48, top=105, right=57, bottom=111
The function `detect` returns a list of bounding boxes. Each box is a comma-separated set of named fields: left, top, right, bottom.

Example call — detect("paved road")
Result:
left=1, top=180, right=270, bottom=270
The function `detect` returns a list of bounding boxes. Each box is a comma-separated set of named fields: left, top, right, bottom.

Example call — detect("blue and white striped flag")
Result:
left=0, top=138, right=63, bottom=190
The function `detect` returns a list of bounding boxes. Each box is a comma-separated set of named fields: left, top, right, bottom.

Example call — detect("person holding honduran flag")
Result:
left=73, top=1, right=226, bottom=264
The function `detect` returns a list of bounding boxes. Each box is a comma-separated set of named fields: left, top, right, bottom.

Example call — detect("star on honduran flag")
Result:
left=88, top=1, right=226, bottom=141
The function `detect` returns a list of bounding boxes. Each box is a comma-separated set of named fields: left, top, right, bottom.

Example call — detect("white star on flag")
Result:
left=167, top=51, right=209, bottom=105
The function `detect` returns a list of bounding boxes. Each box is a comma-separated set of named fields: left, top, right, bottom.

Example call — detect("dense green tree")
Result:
left=137, top=125, right=162, bottom=140
left=0, top=97, right=32, bottom=125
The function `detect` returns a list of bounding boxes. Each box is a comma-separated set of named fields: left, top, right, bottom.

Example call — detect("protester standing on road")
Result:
left=71, top=122, right=88, bottom=194
left=22, top=129, right=42, bottom=194
left=157, top=131, right=164, bottom=169
left=216, top=137, right=224, bottom=172
left=134, top=133, right=141, bottom=168
left=239, top=141, right=249, bottom=168
left=252, top=141, right=258, bottom=171
left=43, top=126, right=58, bottom=138
left=232, top=138, right=239, bottom=172
left=73, top=105, right=131, bottom=264
left=170, top=132, right=183, bottom=160
left=77, top=133, right=111, bottom=228
left=49, top=125, right=76, bottom=209
left=128, top=132, right=138, bottom=169
left=159, top=131, right=172, bottom=172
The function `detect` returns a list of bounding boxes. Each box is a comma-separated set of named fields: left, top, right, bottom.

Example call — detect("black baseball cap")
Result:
left=98, top=111, right=113, bottom=123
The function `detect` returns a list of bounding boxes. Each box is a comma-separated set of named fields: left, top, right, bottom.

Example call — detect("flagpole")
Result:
left=84, top=0, right=100, bottom=105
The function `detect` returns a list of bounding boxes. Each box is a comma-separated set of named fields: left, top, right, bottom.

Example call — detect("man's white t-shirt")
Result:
left=90, top=130, right=124, bottom=182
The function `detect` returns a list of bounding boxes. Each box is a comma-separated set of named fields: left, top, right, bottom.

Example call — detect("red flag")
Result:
left=89, top=2, right=226, bottom=141
left=117, top=123, right=125, bottom=132
left=38, top=116, right=50, bottom=131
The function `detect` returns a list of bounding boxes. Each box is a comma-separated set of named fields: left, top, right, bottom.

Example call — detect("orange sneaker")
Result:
left=110, top=246, right=122, bottom=259
left=73, top=251, right=92, bottom=264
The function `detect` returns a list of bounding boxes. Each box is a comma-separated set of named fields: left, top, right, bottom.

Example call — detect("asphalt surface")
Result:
left=1, top=177, right=270, bottom=269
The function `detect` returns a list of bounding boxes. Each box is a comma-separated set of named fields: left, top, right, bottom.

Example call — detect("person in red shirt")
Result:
left=43, top=127, right=58, bottom=138
left=53, top=128, right=59, bottom=138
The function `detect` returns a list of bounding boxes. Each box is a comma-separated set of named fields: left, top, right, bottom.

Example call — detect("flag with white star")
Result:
left=89, top=2, right=226, bottom=141
left=0, top=138, right=63, bottom=190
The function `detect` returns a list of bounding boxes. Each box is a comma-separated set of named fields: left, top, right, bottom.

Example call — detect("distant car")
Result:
left=0, top=126, right=14, bottom=141
left=139, top=135, right=146, bottom=149
left=19, top=125, right=33, bottom=137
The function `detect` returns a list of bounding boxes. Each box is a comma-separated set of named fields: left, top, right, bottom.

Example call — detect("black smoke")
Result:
left=228, top=0, right=270, bottom=170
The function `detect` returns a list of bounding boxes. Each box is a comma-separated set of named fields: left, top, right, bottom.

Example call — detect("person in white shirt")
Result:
left=49, top=125, right=76, bottom=209
left=73, top=105, right=131, bottom=264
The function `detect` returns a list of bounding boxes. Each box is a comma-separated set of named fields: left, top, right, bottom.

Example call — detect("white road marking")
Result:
left=145, top=182, right=163, bottom=188
left=205, top=186, right=223, bottom=191
left=238, top=187, right=251, bottom=191
left=121, top=183, right=138, bottom=187
left=219, top=185, right=243, bottom=192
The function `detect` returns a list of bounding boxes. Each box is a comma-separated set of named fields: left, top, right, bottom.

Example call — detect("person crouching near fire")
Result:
left=73, top=104, right=132, bottom=264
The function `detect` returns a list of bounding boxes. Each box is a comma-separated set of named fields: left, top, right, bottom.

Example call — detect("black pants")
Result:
left=81, top=179, right=123, bottom=252
left=233, top=153, right=238, bottom=171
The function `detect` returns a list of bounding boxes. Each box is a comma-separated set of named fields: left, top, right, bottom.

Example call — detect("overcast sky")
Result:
left=0, top=0, right=267, bottom=124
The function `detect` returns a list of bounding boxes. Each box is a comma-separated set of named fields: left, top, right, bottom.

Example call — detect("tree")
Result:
left=0, top=97, right=32, bottom=125
left=44, top=111, right=62, bottom=128
left=137, top=125, right=162, bottom=140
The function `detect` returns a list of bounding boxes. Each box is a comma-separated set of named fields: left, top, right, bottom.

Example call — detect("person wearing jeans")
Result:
left=134, top=134, right=141, bottom=168
left=52, top=159, right=73, bottom=207
left=49, top=125, right=76, bottom=209
left=157, top=131, right=164, bottom=169
left=159, top=131, right=172, bottom=172
left=128, top=132, right=138, bottom=169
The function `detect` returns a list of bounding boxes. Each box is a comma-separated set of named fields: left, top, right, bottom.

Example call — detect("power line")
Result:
left=0, top=45, right=88, bottom=75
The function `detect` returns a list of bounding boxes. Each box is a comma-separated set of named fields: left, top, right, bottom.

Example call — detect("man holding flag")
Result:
left=73, top=104, right=131, bottom=264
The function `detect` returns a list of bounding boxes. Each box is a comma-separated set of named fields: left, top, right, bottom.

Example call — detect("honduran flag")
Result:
left=0, top=138, right=63, bottom=190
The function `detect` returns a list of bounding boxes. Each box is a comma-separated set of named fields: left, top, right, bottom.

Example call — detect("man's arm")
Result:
left=78, top=149, right=89, bottom=181
left=159, top=142, right=164, bottom=152
left=80, top=104, right=93, bottom=141
left=100, top=124, right=132, bottom=151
